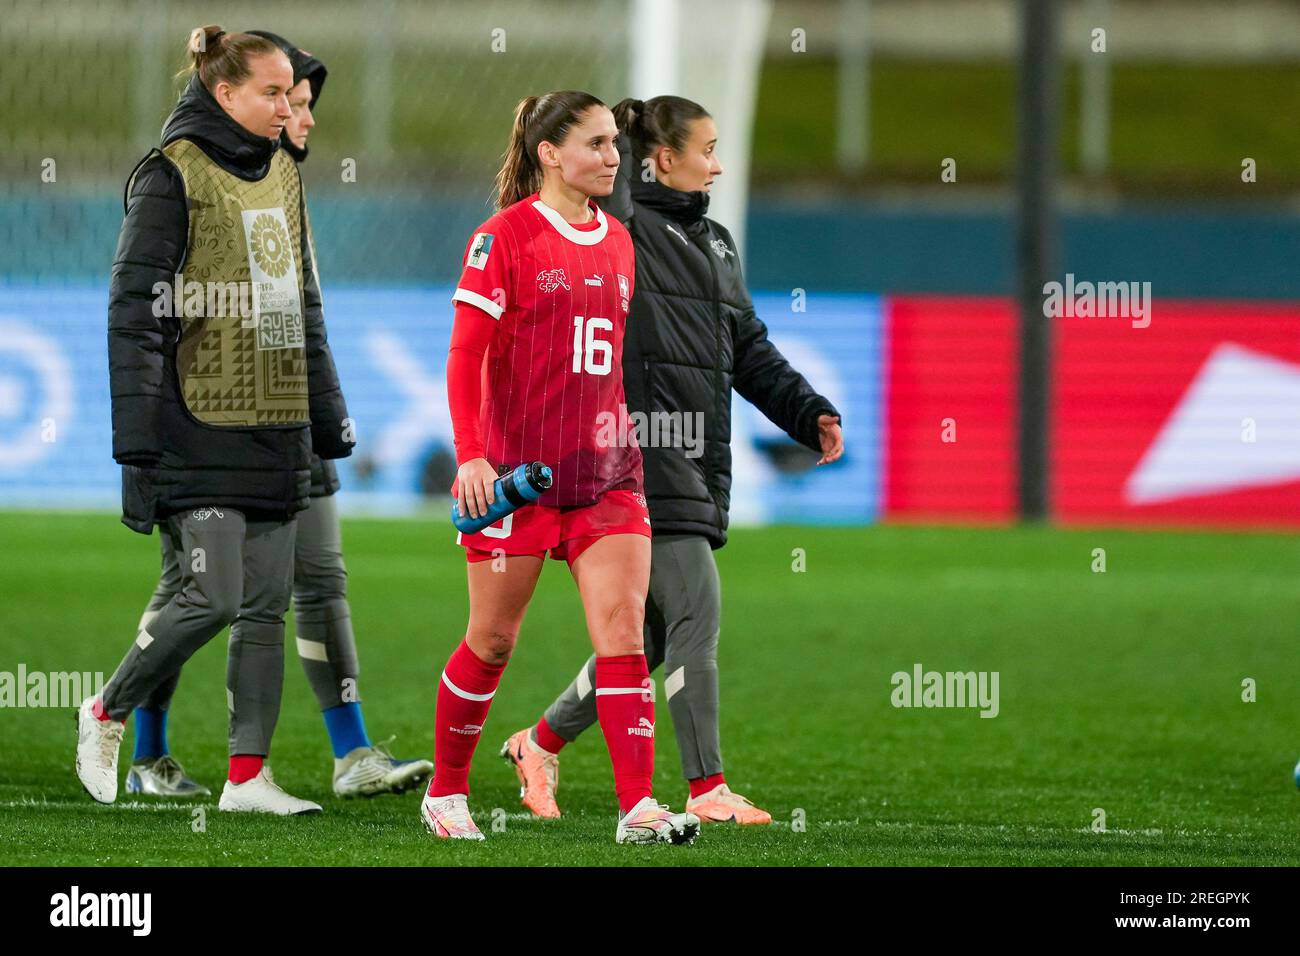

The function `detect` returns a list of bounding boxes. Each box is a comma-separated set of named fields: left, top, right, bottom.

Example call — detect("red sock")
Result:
left=91, top=697, right=111, bottom=722
left=228, top=755, right=263, bottom=783
left=595, top=654, right=655, bottom=815
left=533, top=716, right=568, bottom=755
left=428, top=640, right=506, bottom=798
left=689, top=772, right=726, bottom=799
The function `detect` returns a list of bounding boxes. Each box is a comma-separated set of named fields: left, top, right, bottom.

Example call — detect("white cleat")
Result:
left=615, top=796, right=701, bottom=845
left=75, top=697, right=124, bottom=804
left=218, top=768, right=322, bottom=815
left=420, top=791, right=486, bottom=840
left=333, top=741, right=434, bottom=798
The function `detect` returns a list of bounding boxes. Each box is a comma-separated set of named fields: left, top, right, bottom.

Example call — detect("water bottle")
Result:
left=451, top=461, right=553, bottom=534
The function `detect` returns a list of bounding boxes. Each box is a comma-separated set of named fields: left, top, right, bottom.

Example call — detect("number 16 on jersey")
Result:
left=572, top=315, right=613, bottom=375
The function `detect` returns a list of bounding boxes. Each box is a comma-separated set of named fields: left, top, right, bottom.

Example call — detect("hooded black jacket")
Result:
left=248, top=30, right=328, bottom=164
left=109, top=73, right=352, bottom=533
left=247, top=31, right=338, bottom=497
left=598, top=142, right=840, bottom=549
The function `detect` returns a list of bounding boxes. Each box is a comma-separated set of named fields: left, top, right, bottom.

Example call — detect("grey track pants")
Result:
left=138, top=493, right=359, bottom=716
left=542, top=533, right=723, bottom=781
left=101, top=507, right=296, bottom=756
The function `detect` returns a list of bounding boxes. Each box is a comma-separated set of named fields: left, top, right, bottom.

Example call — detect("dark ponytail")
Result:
left=494, top=90, right=607, bottom=210
left=613, top=95, right=711, bottom=171
left=178, top=24, right=281, bottom=93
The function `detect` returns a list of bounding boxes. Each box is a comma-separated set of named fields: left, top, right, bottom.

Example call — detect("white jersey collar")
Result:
left=531, top=198, right=608, bottom=245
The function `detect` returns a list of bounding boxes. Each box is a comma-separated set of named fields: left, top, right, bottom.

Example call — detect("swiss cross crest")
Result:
left=617, top=273, right=630, bottom=312
left=537, top=268, right=570, bottom=293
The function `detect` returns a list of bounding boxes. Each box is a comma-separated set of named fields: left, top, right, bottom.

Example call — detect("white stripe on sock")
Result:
left=296, top=637, right=329, bottom=662
left=576, top=663, right=593, bottom=699
left=441, top=670, right=496, bottom=702
left=665, top=666, right=686, bottom=700
left=595, top=685, right=653, bottom=698
left=226, top=688, right=235, bottom=713
left=135, top=629, right=154, bottom=650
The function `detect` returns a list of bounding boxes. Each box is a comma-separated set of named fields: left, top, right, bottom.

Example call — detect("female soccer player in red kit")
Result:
left=420, top=90, right=700, bottom=845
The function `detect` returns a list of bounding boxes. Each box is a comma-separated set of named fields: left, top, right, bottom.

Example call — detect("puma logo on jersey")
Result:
left=710, top=238, right=734, bottom=260
left=665, top=224, right=689, bottom=246
left=584, top=275, right=604, bottom=286
left=537, top=268, right=570, bottom=293
left=627, top=716, right=655, bottom=737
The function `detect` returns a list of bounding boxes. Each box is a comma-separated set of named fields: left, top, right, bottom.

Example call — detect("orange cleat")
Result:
left=685, top=784, right=773, bottom=825
left=500, top=728, right=561, bottom=819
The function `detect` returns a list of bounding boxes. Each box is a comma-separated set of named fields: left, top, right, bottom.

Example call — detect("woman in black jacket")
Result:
left=76, top=26, right=352, bottom=815
left=501, top=95, right=844, bottom=824
left=120, top=29, right=432, bottom=804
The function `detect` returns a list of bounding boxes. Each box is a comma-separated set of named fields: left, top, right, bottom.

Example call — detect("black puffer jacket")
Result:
left=601, top=149, right=839, bottom=549
left=109, top=74, right=352, bottom=533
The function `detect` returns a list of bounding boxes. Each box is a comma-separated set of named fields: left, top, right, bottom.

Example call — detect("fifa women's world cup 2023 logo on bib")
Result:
left=241, top=208, right=305, bottom=351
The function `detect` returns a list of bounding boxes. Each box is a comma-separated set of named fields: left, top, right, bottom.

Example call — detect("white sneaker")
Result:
left=126, top=755, right=211, bottom=797
left=333, top=740, right=434, bottom=797
left=218, top=768, right=322, bottom=815
left=615, top=796, right=701, bottom=845
left=76, top=697, right=124, bottom=804
left=420, top=791, right=485, bottom=840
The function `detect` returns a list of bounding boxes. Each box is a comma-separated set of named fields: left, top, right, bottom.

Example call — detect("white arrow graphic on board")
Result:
left=1124, top=342, right=1300, bottom=505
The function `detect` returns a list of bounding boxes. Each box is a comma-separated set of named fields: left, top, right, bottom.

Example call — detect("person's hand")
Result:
left=815, top=414, right=844, bottom=465
left=455, top=458, right=499, bottom=519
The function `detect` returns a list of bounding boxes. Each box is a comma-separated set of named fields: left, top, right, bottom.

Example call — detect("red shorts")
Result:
left=459, top=490, right=651, bottom=566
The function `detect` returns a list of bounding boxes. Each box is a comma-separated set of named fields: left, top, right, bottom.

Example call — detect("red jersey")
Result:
left=450, top=192, right=641, bottom=507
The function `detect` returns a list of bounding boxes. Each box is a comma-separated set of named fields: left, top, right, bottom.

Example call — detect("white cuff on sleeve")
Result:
left=452, top=287, right=504, bottom=320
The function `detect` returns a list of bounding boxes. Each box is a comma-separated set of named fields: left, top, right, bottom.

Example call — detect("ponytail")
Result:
left=493, top=90, right=607, bottom=210
left=494, top=95, right=542, bottom=211
left=613, top=95, right=711, bottom=166
left=611, top=97, right=646, bottom=146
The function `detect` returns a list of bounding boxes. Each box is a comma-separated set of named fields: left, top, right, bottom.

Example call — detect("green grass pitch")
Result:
left=1, top=511, right=1298, bottom=866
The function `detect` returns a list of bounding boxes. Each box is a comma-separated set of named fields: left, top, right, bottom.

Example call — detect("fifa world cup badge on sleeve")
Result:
left=467, top=232, right=493, bottom=270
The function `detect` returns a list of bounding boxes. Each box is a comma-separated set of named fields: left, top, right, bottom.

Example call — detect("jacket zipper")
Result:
left=689, top=226, right=726, bottom=528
